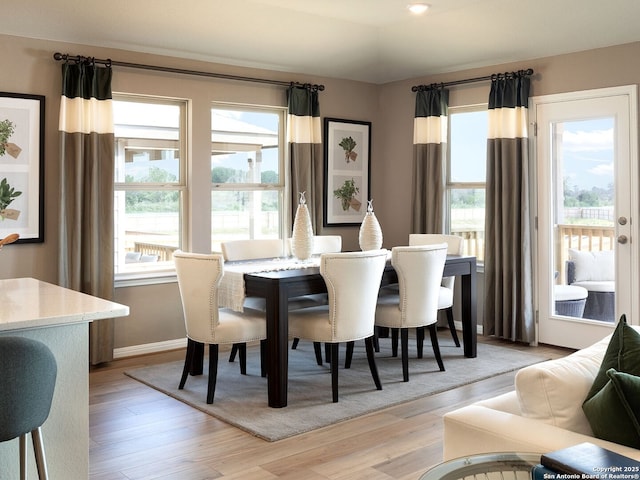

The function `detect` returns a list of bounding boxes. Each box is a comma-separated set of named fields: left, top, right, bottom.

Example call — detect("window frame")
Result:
left=446, top=104, right=488, bottom=265
left=113, top=94, right=188, bottom=286
left=210, top=102, right=287, bottom=252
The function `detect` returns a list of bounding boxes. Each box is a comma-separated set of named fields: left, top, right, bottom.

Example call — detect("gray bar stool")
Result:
left=0, top=336, right=57, bottom=480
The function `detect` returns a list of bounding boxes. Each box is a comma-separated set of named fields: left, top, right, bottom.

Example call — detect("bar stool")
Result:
left=0, top=336, right=57, bottom=480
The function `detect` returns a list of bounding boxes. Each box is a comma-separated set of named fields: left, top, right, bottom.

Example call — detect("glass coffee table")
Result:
left=419, top=452, right=541, bottom=480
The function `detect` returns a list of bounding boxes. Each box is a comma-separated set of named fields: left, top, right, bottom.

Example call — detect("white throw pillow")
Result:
left=569, top=249, right=615, bottom=282
left=515, top=340, right=609, bottom=435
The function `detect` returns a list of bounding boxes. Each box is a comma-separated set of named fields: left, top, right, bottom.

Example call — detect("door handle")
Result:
left=618, top=235, right=628, bottom=244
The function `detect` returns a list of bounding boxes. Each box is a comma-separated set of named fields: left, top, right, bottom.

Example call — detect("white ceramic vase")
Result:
left=359, top=200, right=383, bottom=251
left=291, top=192, right=314, bottom=260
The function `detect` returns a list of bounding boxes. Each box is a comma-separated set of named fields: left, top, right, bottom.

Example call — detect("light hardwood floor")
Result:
left=89, top=337, right=571, bottom=480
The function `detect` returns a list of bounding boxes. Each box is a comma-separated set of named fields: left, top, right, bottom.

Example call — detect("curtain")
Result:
left=58, top=60, right=115, bottom=364
left=411, top=87, right=449, bottom=234
left=483, top=72, right=534, bottom=343
left=287, top=85, right=322, bottom=231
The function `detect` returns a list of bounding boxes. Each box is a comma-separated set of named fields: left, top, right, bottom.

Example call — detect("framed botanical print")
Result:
left=323, top=118, right=371, bottom=226
left=0, top=92, right=45, bottom=243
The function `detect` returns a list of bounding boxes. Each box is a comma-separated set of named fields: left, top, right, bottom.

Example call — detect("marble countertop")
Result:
left=0, top=277, right=130, bottom=331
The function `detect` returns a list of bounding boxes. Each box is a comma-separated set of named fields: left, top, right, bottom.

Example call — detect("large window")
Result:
left=211, top=104, right=285, bottom=252
left=113, top=96, right=186, bottom=278
left=447, top=106, right=487, bottom=262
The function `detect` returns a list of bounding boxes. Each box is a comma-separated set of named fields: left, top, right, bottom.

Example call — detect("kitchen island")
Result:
left=0, top=278, right=129, bottom=479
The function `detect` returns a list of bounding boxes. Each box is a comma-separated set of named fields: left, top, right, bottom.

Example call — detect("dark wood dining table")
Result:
left=244, top=254, right=477, bottom=408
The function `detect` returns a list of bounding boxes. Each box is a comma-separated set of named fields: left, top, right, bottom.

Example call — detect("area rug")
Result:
left=125, top=336, right=547, bottom=441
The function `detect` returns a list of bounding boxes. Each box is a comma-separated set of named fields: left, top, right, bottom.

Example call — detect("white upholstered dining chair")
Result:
left=290, top=234, right=343, bottom=351
left=375, top=244, right=448, bottom=381
left=173, top=250, right=267, bottom=404
left=287, top=249, right=388, bottom=402
left=220, top=238, right=285, bottom=261
left=409, top=233, right=464, bottom=348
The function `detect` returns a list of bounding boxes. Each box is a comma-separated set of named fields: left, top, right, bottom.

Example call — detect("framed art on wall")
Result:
left=0, top=92, right=45, bottom=243
left=323, top=117, right=371, bottom=226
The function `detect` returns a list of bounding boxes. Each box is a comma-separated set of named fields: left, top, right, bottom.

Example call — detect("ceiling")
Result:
left=5, top=0, right=640, bottom=84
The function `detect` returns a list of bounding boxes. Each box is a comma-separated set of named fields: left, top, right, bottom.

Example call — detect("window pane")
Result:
left=120, top=143, right=179, bottom=184
left=450, top=188, right=485, bottom=262
left=114, top=190, right=181, bottom=273
left=211, top=108, right=280, bottom=184
left=450, top=110, right=487, bottom=183
left=211, top=190, right=281, bottom=252
left=114, top=101, right=181, bottom=184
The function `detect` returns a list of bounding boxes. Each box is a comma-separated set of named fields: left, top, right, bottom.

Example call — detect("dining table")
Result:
left=214, top=254, right=478, bottom=408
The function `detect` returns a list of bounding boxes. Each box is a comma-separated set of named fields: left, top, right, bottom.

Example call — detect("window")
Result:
left=113, top=96, right=186, bottom=279
left=211, top=104, right=285, bottom=252
left=447, top=106, right=487, bottom=262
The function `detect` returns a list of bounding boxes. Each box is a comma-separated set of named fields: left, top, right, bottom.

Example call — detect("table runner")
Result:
left=219, top=257, right=321, bottom=312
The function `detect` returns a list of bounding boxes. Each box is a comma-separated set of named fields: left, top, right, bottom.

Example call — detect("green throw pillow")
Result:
left=584, top=314, right=640, bottom=402
left=583, top=368, right=640, bottom=449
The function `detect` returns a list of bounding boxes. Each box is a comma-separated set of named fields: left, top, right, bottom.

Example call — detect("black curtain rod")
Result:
left=53, top=52, right=325, bottom=92
left=411, top=68, right=533, bottom=92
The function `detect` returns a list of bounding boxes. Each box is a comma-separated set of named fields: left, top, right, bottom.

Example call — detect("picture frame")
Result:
left=323, top=118, right=371, bottom=226
left=0, top=92, right=45, bottom=243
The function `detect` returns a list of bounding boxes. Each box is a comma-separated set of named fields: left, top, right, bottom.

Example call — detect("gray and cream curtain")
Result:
left=58, top=59, right=115, bottom=364
left=411, top=87, right=449, bottom=234
left=287, top=85, right=322, bottom=231
left=484, top=72, right=534, bottom=343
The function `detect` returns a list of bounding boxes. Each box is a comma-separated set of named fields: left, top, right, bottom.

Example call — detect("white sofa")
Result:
left=443, top=326, right=640, bottom=461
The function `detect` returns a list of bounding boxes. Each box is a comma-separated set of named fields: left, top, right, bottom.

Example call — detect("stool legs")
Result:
left=18, top=428, right=49, bottom=480
left=19, top=434, right=27, bottom=479
left=32, top=427, right=49, bottom=480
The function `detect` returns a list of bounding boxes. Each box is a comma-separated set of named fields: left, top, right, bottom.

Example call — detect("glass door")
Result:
left=533, top=86, right=638, bottom=349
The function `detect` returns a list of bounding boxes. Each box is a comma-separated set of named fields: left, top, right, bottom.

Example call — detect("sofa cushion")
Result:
left=583, top=368, right=640, bottom=448
left=584, top=315, right=640, bottom=402
left=515, top=341, right=607, bottom=435
left=569, top=249, right=614, bottom=282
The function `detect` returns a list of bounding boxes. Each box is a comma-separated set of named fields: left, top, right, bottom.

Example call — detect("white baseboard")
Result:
left=113, top=337, right=187, bottom=359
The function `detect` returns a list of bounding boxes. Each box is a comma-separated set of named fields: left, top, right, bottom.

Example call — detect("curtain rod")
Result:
left=411, top=68, right=533, bottom=92
left=53, top=52, right=325, bottom=91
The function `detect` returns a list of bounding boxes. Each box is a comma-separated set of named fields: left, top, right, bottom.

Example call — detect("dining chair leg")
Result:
left=345, top=341, right=354, bottom=368
left=391, top=328, right=399, bottom=357
left=313, top=342, right=323, bottom=366
left=365, top=336, right=382, bottom=391
left=228, top=343, right=239, bottom=362
left=329, top=343, right=340, bottom=403
left=260, top=339, right=267, bottom=378
left=207, top=344, right=219, bottom=404
left=446, top=307, right=461, bottom=347
left=238, top=343, right=247, bottom=375
left=325, top=343, right=331, bottom=363
left=416, top=326, right=425, bottom=358
left=373, top=327, right=380, bottom=352
left=179, top=338, right=196, bottom=389
left=428, top=324, right=445, bottom=371
left=401, top=328, right=410, bottom=382
left=291, top=337, right=300, bottom=349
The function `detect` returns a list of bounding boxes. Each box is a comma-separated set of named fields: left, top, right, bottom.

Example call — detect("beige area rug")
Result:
left=125, top=335, right=547, bottom=442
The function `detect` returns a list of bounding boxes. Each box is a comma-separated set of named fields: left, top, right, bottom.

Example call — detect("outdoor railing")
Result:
left=132, top=242, right=178, bottom=262
left=127, top=225, right=612, bottom=271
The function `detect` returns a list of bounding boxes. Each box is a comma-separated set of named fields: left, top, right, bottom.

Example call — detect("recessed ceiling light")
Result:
left=407, top=3, right=430, bottom=14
